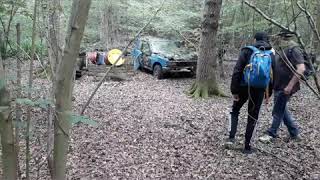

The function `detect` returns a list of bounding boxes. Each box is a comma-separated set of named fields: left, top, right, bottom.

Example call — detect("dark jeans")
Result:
left=229, top=87, right=265, bottom=149
left=267, top=91, right=299, bottom=138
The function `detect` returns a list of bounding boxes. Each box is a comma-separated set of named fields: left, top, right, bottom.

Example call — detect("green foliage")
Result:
left=220, top=0, right=319, bottom=46
left=1, top=0, right=319, bottom=55
left=35, top=98, right=53, bottom=109
left=0, top=0, right=28, bottom=58
left=82, top=0, right=202, bottom=42
left=70, top=114, right=98, bottom=127
left=16, top=98, right=53, bottom=108
left=16, top=98, right=35, bottom=106
left=21, top=39, right=47, bottom=58
left=15, top=98, right=97, bottom=128
left=0, top=0, right=26, bottom=16
left=20, top=86, right=40, bottom=93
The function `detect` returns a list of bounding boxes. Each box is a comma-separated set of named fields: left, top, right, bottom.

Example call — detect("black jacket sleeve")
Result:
left=230, top=48, right=251, bottom=94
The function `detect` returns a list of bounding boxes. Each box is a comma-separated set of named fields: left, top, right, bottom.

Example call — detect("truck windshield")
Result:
left=150, top=40, right=180, bottom=55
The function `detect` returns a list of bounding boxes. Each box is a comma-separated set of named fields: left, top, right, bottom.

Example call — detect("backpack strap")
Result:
left=242, top=46, right=260, bottom=54
left=243, top=46, right=274, bottom=55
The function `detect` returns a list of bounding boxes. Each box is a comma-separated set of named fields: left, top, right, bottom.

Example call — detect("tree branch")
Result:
left=296, top=1, right=320, bottom=42
left=243, top=0, right=306, bottom=50
left=244, top=1, right=292, bottom=32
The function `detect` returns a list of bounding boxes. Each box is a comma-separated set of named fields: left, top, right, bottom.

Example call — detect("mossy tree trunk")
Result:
left=53, top=0, right=91, bottom=179
left=0, top=43, right=17, bottom=180
left=189, top=0, right=223, bottom=98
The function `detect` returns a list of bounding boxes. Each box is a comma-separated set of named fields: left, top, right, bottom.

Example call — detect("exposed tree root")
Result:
left=188, top=81, right=227, bottom=98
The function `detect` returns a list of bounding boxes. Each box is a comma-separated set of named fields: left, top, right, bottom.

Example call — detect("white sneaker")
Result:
left=259, top=135, right=273, bottom=143
left=224, top=138, right=236, bottom=149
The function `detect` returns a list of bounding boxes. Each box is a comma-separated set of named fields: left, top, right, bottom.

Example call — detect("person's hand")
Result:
left=284, top=85, right=293, bottom=95
left=233, top=94, right=240, bottom=102
left=265, top=98, right=269, bottom=105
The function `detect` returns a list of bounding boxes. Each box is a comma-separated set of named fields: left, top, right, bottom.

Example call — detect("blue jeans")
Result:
left=267, top=91, right=299, bottom=138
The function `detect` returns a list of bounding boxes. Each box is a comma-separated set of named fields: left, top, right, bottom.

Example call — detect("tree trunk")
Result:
left=46, top=0, right=62, bottom=176
left=0, top=41, right=17, bottom=180
left=47, top=0, right=62, bottom=76
left=26, top=1, right=38, bottom=179
left=53, top=0, right=91, bottom=179
left=315, top=1, right=320, bottom=53
left=100, top=0, right=119, bottom=50
left=189, top=0, right=223, bottom=98
left=219, top=56, right=226, bottom=79
left=15, top=22, right=22, bottom=180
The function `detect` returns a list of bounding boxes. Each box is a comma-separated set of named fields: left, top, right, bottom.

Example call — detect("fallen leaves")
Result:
left=2, top=61, right=320, bottom=179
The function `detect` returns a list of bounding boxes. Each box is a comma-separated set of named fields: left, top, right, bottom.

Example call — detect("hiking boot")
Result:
left=285, top=135, right=302, bottom=143
left=224, top=138, right=235, bottom=149
left=242, top=146, right=256, bottom=154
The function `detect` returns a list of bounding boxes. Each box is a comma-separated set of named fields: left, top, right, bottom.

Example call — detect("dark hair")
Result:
left=254, top=31, right=269, bottom=42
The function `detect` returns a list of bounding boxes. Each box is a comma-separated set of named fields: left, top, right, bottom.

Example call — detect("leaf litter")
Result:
left=2, top=61, right=320, bottom=179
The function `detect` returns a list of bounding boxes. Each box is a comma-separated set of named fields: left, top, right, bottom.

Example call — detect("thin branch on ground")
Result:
left=256, top=145, right=301, bottom=171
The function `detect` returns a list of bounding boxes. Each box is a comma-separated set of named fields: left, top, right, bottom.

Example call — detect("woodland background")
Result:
left=0, top=0, right=320, bottom=179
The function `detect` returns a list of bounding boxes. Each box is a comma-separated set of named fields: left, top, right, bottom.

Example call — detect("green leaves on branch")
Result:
left=16, top=99, right=98, bottom=127
left=16, top=98, right=53, bottom=108
left=69, top=114, right=98, bottom=127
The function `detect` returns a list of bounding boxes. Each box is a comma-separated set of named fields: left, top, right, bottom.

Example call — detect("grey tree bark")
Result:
left=0, top=38, right=17, bottom=180
left=188, top=0, right=223, bottom=98
left=46, top=0, right=63, bottom=176
left=100, top=0, right=119, bottom=50
left=316, top=1, right=320, bottom=53
left=25, top=1, right=38, bottom=179
left=15, top=22, right=22, bottom=179
left=53, top=0, right=92, bottom=179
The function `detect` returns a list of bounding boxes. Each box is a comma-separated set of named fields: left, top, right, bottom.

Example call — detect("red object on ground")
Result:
left=87, top=52, right=97, bottom=64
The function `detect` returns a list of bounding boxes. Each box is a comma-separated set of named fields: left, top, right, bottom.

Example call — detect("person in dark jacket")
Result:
left=260, top=30, right=305, bottom=142
left=225, top=31, right=275, bottom=154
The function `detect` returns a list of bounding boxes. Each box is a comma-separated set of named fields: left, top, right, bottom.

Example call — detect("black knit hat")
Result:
left=254, top=31, right=269, bottom=41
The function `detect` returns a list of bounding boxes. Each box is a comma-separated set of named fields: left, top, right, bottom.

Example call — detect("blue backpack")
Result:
left=243, top=46, right=273, bottom=88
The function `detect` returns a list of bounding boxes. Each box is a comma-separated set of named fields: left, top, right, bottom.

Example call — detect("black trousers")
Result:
left=229, top=86, right=265, bottom=148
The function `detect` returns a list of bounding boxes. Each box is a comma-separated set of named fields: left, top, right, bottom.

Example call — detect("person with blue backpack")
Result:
left=226, top=31, right=275, bottom=154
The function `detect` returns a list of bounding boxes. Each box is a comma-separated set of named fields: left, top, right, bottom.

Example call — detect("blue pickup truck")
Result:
left=131, top=37, right=197, bottom=79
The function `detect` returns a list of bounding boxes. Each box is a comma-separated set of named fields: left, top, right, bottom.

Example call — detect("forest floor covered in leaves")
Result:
left=3, top=61, right=320, bottom=179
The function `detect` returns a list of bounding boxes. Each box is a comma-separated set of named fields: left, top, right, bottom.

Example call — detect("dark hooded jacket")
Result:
left=230, top=40, right=275, bottom=95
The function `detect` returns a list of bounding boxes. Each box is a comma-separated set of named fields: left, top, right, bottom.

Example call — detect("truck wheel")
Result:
left=153, top=64, right=163, bottom=79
